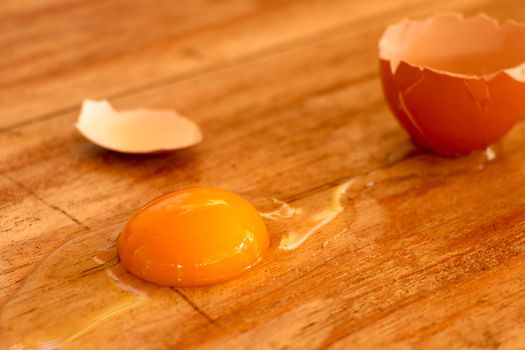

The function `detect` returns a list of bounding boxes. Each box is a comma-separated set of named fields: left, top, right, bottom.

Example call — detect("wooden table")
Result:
left=2, top=1, right=525, bottom=349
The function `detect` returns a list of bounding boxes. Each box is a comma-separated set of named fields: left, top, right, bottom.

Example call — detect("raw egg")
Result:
left=379, top=13, right=525, bottom=156
left=76, top=100, right=202, bottom=154
left=118, top=187, right=269, bottom=287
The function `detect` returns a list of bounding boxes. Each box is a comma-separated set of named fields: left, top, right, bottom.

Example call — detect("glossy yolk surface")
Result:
left=118, top=187, right=269, bottom=287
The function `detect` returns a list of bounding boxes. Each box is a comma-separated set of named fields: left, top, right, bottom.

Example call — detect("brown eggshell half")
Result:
left=379, top=13, right=525, bottom=156
left=76, top=100, right=202, bottom=154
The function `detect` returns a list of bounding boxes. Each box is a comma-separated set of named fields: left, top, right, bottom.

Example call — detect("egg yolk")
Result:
left=118, top=187, right=269, bottom=287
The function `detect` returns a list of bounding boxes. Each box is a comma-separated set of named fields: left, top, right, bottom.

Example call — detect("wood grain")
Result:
left=2, top=0, right=525, bottom=349
left=0, top=0, right=445, bottom=131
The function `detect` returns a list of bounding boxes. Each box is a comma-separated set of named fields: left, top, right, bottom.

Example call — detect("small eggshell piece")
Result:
left=76, top=100, right=202, bottom=154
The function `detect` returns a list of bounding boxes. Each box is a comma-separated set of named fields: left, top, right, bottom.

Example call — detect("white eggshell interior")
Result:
left=379, top=13, right=525, bottom=82
left=76, top=100, right=202, bottom=153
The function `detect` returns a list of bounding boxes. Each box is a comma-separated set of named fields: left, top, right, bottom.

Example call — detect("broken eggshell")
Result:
left=379, top=13, right=525, bottom=156
left=76, top=100, right=202, bottom=154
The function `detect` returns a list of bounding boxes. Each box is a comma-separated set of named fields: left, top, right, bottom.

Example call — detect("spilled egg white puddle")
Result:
left=261, top=180, right=353, bottom=251
left=25, top=298, right=143, bottom=350
left=2, top=146, right=499, bottom=348
left=91, top=256, right=147, bottom=297
left=259, top=145, right=499, bottom=251
left=2, top=231, right=147, bottom=350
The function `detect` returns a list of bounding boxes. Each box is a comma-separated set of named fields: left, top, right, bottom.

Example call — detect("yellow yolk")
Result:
left=118, top=187, right=269, bottom=287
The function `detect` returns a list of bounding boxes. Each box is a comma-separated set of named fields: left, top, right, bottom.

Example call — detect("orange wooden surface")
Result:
left=1, top=1, right=525, bottom=349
